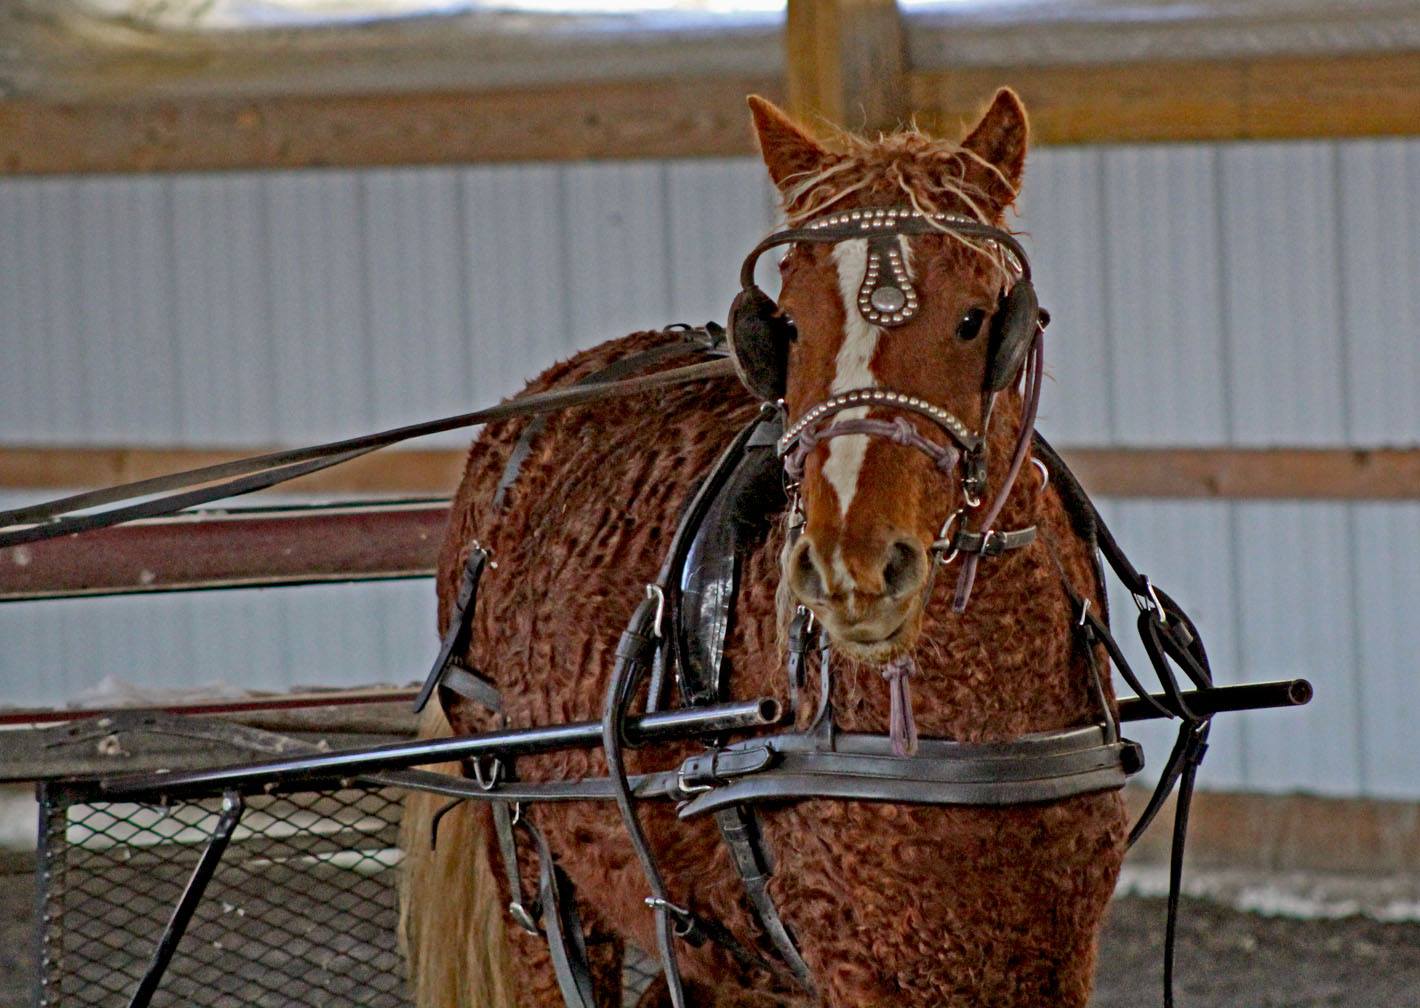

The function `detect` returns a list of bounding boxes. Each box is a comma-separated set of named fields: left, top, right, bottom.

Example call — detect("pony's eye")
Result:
left=956, top=307, right=988, bottom=342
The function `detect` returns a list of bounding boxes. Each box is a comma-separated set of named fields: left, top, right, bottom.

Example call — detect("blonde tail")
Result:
left=399, top=703, right=518, bottom=1008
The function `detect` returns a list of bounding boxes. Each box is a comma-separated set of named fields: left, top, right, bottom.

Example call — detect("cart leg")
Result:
left=126, top=790, right=244, bottom=1008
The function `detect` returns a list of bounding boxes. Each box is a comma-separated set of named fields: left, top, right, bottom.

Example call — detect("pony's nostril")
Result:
left=788, top=540, right=827, bottom=602
left=882, top=539, right=926, bottom=597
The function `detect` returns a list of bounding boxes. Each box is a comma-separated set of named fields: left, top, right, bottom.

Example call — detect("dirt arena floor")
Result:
left=1094, top=892, right=1420, bottom=1007
left=4, top=858, right=1420, bottom=1008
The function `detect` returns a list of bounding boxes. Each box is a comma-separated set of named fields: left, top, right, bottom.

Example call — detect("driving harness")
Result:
left=419, top=208, right=1216, bottom=1008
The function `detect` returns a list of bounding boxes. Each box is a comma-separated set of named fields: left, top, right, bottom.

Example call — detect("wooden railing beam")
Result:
left=4, top=445, right=1420, bottom=504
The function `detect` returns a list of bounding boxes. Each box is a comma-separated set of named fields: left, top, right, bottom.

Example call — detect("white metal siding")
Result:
left=2, top=140, right=1418, bottom=799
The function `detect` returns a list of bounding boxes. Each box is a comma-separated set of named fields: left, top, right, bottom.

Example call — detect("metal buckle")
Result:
left=676, top=761, right=715, bottom=796
left=645, top=583, right=666, bottom=639
left=962, top=450, right=987, bottom=508
left=1133, top=576, right=1167, bottom=626
left=931, top=509, right=964, bottom=565
left=508, top=901, right=540, bottom=934
left=645, top=897, right=696, bottom=937
left=978, top=529, right=1007, bottom=557
left=470, top=540, right=497, bottom=570
left=472, top=755, right=503, bottom=791
left=1031, top=456, right=1050, bottom=493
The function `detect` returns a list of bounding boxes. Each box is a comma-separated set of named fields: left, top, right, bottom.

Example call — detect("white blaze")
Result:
left=820, top=236, right=913, bottom=519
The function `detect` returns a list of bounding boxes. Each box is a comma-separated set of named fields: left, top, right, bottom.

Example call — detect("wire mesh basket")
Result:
left=32, top=777, right=663, bottom=1008
left=35, top=783, right=409, bottom=1008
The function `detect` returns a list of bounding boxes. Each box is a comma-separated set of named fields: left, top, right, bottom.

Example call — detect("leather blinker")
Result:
left=985, top=277, right=1038, bottom=393
left=726, top=285, right=794, bottom=402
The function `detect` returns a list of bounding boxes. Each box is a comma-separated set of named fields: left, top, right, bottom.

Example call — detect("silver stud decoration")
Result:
left=795, top=206, right=1025, bottom=325
left=778, top=387, right=980, bottom=456
left=805, top=207, right=978, bottom=232
left=858, top=237, right=919, bottom=327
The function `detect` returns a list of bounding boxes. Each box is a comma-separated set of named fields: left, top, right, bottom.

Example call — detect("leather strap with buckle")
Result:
left=951, top=525, right=1037, bottom=557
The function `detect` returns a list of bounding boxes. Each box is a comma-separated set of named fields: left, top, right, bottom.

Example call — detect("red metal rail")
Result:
left=0, top=499, right=449, bottom=602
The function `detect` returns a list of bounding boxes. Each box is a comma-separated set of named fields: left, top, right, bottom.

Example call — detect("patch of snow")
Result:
left=1118, top=863, right=1420, bottom=924
left=0, top=786, right=36, bottom=850
left=67, top=675, right=257, bottom=709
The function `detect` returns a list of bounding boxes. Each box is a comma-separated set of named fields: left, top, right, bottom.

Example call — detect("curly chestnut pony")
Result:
left=401, top=90, right=1127, bottom=1008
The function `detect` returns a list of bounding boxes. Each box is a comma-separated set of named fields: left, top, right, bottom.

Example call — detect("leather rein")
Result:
left=0, top=329, right=735, bottom=550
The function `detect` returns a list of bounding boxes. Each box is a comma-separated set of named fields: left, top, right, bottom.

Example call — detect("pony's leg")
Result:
left=503, top=921, right=624, bottom=1008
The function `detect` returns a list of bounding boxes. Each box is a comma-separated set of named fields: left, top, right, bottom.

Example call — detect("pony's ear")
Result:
left=747, top=95, right=832, bottom=192
left=960, top=88, right=1029, bottom=209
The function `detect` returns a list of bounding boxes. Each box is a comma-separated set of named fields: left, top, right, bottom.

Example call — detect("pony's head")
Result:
left=734, top=90, right=1036, bottom=663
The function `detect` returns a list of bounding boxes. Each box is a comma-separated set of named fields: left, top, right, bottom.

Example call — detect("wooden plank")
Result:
left=0, top=501, right=448, bottom=601
left=1126, top=786, right=1420, bottom=876
left=0, top=445, right=466, bottom=495
left=0, top=75, right=781, bottom=176
left=911, top=50, right=1420, bottom=145
left=786, top=0, right=907, bottom=133
left=6, top=445, right=1420, bottom=501
left=2, top=47, right=1416, bottom=175
left=1063, top=447, right=1420, bottom=501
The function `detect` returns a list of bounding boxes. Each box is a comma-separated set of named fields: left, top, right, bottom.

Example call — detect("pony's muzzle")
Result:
left=786, top=535, right=928, bottom=644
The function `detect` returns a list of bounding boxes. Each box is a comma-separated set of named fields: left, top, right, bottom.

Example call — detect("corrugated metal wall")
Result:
left=2, top=140, right=1417, bottom=799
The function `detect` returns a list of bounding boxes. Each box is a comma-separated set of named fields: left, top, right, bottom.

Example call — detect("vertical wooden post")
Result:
left=786, top=0, right=907, bottom=133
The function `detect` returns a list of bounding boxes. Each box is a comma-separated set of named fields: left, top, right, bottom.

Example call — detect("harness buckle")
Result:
left=645, top=583, right=667, bottom=639
left=978, top=529, right=1007, bottom=557
left=677, top=762, right=715, bottom=796
left=962, top=450, right=988, bottom=508
left=508, top=900, right=541, bottom=935
left=645, top=897, right=700, bottom=939
left=1133, top=576, right=1167, bottom=626
left=471, top=755, right=504, bottom=791
left=931, top=509, right=964, bottom=566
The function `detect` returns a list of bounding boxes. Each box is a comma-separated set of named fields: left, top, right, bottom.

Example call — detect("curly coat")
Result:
left=401, top=91, right=1128, bottom=1008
